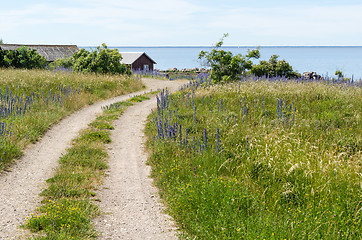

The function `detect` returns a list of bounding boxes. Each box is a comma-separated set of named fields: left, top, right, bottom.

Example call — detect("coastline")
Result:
left=81, top=46, right=362, bottom=79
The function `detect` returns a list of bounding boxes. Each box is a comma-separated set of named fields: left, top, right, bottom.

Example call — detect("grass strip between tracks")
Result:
left=23, top=93, right=154, bottom=239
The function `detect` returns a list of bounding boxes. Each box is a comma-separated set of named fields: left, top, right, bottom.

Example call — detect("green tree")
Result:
left=198, top=34, right=260, bottom=83
left=53, top=43, right=130, bottom=75
left=72, top=43, right=130, bottom=75
left=251, top=55, right=300, bottom=78
left=0, top=49, right=8, bottom=67
left=1, top=46, right=46, bottom=69
left=0, top=39, right=4, bottom=44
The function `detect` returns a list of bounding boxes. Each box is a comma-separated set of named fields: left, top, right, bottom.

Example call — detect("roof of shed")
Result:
left=0, top=44, right=79, bottom=62
left=119, top=52, right=156, bottom=65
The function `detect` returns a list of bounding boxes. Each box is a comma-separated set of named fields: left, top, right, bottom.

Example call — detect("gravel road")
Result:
left=93, top=80, right=183, bottom=239
left=0, top=78, right=185, bottom=239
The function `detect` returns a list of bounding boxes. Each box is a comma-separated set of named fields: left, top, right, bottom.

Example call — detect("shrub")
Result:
left=251, top=54, right=301, bottom=78
left=51, top=43, right=131, bottom=75
left=0, top=46, right=46, bottom=69
left=0, top=49, right=7, bottom=67
left=50, top=56, right=74, bottom=70
left=335, top=70, right=344, bottom=79
left=198, top=34, right=260, bottom=83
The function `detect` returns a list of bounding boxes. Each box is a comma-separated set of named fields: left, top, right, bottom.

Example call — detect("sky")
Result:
left=1, top=0, right=362, bottom=46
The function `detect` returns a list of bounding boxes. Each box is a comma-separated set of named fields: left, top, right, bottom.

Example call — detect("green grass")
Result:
left=129, top=95, right=151, bottom=102
left=23, top=93, right=154, bottom=239
left=146, top=79, right=362, bottom=239
left=26, top=199, right=99, bottom=239
left=0, top=68, right=144, bottom=172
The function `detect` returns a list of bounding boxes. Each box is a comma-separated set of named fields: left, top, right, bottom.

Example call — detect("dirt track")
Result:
left=0, top=78, right=185, bottom=239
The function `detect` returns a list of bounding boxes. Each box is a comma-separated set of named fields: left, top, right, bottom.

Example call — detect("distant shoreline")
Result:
left=80, top=46, right=362, bottom=79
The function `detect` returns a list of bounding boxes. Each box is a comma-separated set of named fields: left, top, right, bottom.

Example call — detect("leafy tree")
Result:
left=0, top=46, right=46, bottom=69
left=0, top=39, right=3, bottom=44
left=51, top=43, right=131, bottom=75
left=251, top=55, right=300, bottom=78
left=0, top=49, right=7, bottom=67
left=198, top=34, right=260, bottom=83
left=72, top=43, right=130, bottom=75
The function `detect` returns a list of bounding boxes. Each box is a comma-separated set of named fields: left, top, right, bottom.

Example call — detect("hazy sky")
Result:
left=1, top=0, right=362, bottom=46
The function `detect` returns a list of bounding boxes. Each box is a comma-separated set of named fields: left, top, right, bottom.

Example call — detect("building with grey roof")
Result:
left=120, top=52, right=156, bottom=71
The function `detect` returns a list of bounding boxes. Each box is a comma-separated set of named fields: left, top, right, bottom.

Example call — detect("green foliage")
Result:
left=50, top=56, right=74, bottom=70
left=335, top=70, right=344, bottom=78
left=198, top=34, right=260, bottom=83
left=51, top=43, right=131, bottom=75
left=0, top=50, right=5, bottom=66
left=199, top=35, right=301, bottom=82
left=251, top=54, right=301, bottom=78
left=0, top=39, right=3, bottom=44
left=0, top=46, right=46, bottom=69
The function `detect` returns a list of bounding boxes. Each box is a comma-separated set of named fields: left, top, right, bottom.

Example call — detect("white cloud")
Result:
left=1, top=1, right=362, bottom=45
left=0, top=0, right=202, bottom=27
left=207, top=5, right=362, bottom=45
left=0, top=0, right=207, bottom=44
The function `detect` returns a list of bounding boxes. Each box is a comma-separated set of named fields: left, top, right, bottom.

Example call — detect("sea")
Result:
left=82, top=46, right=362, bottom=80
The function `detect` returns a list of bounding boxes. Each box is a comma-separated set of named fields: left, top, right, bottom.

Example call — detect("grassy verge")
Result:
left=146, top=79, right=362, bottom=239
left=0, top=68, right=144, bottom=172
left=23, top=93, right=154, bottom=239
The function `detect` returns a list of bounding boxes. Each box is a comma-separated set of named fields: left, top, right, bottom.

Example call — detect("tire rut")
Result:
left=93, top=80, right=184, bottom=239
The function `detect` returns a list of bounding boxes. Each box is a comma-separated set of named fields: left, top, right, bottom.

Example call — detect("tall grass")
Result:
left=0, top=68, right=144, bottom=171
left=146, top=78, right=361, bottom=239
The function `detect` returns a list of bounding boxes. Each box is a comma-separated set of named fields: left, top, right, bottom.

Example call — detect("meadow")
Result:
left=146, top=77, right=362, bottom=239
left=0, top=68, right=144, bottom=172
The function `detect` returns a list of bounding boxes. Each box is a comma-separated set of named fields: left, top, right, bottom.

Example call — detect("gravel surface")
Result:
left=93, top=79, right=184, bottom=240
left=0, top=78, right=185, bottom=239
left=93, top=91, right=179, bottom=239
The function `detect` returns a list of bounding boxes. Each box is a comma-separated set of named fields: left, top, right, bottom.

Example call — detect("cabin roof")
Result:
left=119, top=52, right=156, bottom=65
left=0, top=44, right=79, bottom=62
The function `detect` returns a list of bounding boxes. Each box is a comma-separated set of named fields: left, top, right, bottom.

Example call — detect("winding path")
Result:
left=93, top=80, right=182, bottom=239
left=0, top=78, right=185, bottom=239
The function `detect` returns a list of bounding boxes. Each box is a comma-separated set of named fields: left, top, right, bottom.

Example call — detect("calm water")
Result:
left=82, top=46, right=362, bottom=79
